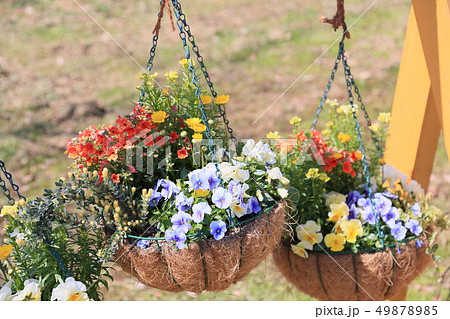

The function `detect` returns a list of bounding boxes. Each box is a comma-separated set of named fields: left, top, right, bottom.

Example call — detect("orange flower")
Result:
left=177, top=148, right=189, bottom=159
left=338, top=132, right=351, bottom=143
left=342, top=161, right=356, bottom=177
left=111, top=174, right=120, bottom=183
left=214, top=94, right=230, bottom=104
left=351, top=151, right=363, bottom=162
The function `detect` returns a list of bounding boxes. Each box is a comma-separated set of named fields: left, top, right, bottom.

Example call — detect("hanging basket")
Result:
left=273, top=234, right=432, bottom=301
left=115, top=201, right=286, bottom=293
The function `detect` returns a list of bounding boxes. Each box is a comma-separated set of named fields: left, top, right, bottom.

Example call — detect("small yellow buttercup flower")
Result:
left=0, top=244, right=13, bottom=259
left=324, top=233, right=346, bottom=252
left=338, top=132, right=351, bottom=143
left=369, top=123, right=380, bottom=133
left=327, top=203, right=349, bottom=223
left=215, top=94, right=230, bottom=104
left=291, top=241, right=313, bottom=258
left=322, top=129, right=331, bottom=135
left=326, top=121, right=333, bottom=127
left=325, top=99, right=339, bottom=107
left=179, top=58, right=194, bottom=67
left=319, top=173, right=330, bottom=182
left=165, top=71, right=178, bottom=80
left=340, top=219, right=363, bottom=243
left=305, top=168, right=320, bottom=179
left=289, top=116, right=302, bottom=125
left=151, top=111, right=168, bottom=123
left=0, top=205, right=18, bottom=218
left=378, top=112, right=391, bottom=123
left=200, top=95, right=212, bottom=104
left=266, top=131, right=280, bottom=139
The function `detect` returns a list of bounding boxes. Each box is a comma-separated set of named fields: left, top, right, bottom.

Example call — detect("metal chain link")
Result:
left=171, top=0, right=237, bottom=143
left=0, top=160, right=25, bottom=204
left=138, top=34, right=160, bottom=104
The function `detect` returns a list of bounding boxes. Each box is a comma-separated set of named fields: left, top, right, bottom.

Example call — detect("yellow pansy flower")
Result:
left=340, top=219, right=364, bottom=243
left=327, top=203, right=349, bottom=223
left=266, top=131, right=280, bottom=139
left=378, top=112, right=391, bottom=123
left=319, top=173, right=330, bottom=182
left=192, top=133, right=203, bottom=141
left=324, top=233, right=346, bottom=252
left=0, top=205, right=18, bottom=218
left=214, top=94, right=230, bottom=104
left=165, top=71, right=178, bottom=80
left=194, top=189, right=209, bottom=197
left=289, top=116, right=302, bottom=125
left=296, top=221, right=323, bottom=245
left=0, top=244, right=13, bottom=259
left=200, top=95, right=212, bottom=104
left=291, top=241, right=313, bottom=258
left=151, top=111, right=168, bottom=123
left=324, top=192, right=346, bottom=206
left=305, top=168, right=320, bottom=179
left=338, top=132, right=351, bottom=143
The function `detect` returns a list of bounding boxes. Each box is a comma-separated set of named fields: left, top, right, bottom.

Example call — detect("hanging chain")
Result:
left=170, top=0, right=237, bottom=144
left=0, top=160, right=25, bottom=205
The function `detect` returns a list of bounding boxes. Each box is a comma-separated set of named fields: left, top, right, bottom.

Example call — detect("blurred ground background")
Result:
left=0, top=0, right=448, bottom=300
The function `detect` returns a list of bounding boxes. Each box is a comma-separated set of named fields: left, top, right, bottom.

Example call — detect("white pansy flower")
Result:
left=280, top=176, right=290, bottom=185
left=218, top=162, right=235, bottom=182
left=267, top=167, right=283, bottom=182
left=230, top=203, right=247, bottom=218
left=403, top=180, right=425, bottom=198
left=11, top=279, right=41, bottom=301
left=324, top=192, right=346, bottom=207
left=233, top=167, right=250, bottom=183
left=0, top=281, right=13, bottom=301
left=51, top=277, right=89, bottom=301
left=256, top=190, right=264, bottom=201
left=277, top=188, right=289, bottom=199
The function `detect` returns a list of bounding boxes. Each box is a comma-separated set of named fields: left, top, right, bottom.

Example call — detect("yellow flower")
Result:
left=0, top=205, right=18, bottom=218
left=326, top=121, right=333, bottom=127
left=291, top=241, right=313, bottom=258
left=332, top=153, right=344, bottom=160
left=192, top=123, right=206, bottom=133
left=327, top=203, right=349, bottom=223
left=192, top=133, right=203, bottom=141
left=194, top=189, right=209, bottom=197
left=369, top=123, right=380, bottom=133
left=101, top=168, right=109, bottom=179
left=378, top=112, right=391, bottom=123
left=325, top=99, right=339, bottom=107
left=165, top=71, right=178, bottom=80
left=319, top=173, right=330, bottom=182
left=324, top=233, right=346, bottom=252
left=151, top=111, right=168, bottom=123
left=266, top=131, right=280, bottom=139
left=0, top=244, right=13, bottom=259
left=200, top=95, right=212, bottom=104
left=179, top=58, right=194, bottom=67
left=305, top=168, right=320, bottom=179
left=321, top=129, right=331, bottom=135
left=214, top=94, right=230, bottom=104
left=336, top=104, right=352, bottom=114
left=324, top=192, right=346, bottom=206
left=289, top=116, right=302, bottom=125
left=161, top=88, right=170, bottom=95
left=185, top=118, right=203, bottom=127
left=340, top=219, right=363, bottom=243
left=296, top=221, right=323, bottom=245
left=338, top=132, right=351, bottom=143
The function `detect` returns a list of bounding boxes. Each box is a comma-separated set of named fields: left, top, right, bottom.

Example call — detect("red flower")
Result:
left=170, top=132, right=179, bottom=143
left=177, top=148, right=189, bottom=159
left=111, top=174, right=120, bottom=183
left=342, top=161, right=356, bottom=177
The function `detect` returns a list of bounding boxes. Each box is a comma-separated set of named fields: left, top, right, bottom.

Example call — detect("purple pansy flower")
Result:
left=391, top=222, right=407, bottom=241
left=246, top=197, right=261, bottom=214
left=158, top=179, right=180, bottom=199
left=171, top=212, right=192, bottom=233
left=189, top=171, right=209, bottom=191
left=148, top=191, right=162, bottom=207
left=205, top=167, right=220, bottom=190
left=405, top=219, right=423, bottom=236
left=374, top=193, right=392, bottom=216
left=361, top=206, right=379, bottom=225
left=136, top=240, right=150, bottom=249
left=212, top=187, right=232, bottom=209
left=210, top=220, right=227, bottom=240
left=381, top=207, right=400, bottom=227
left=175, top=193, right=194, bottom=212
left=192, top=202, right=212, bottom=223
left=415, top=239, right=424, bottom=248
left=348, top=204, right=359, bottom=220
left=381, top=191, right=398, bottom=199
left=346, top=191, right=362, bottom=207
left=411, top=203, right=421, bottom=216
left=165, top=229, right=187, bottom=249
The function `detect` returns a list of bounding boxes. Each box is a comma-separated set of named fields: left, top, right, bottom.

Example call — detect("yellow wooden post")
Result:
left=385, top=0, right=450, bottom=191
left=384, top=0, right=450, bottom=301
